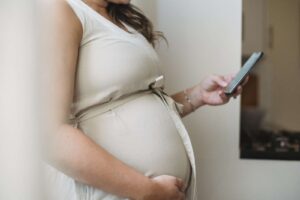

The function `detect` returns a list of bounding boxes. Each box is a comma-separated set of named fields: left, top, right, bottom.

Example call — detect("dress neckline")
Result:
left=78, top=0, right=138, bottom=37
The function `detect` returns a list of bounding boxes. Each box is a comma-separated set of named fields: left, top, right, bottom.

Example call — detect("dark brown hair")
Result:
left=107, top=3, right=166, bottom=47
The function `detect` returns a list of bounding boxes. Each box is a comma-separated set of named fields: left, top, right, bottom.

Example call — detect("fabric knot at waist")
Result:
left=68, top=75, right=184, bottom=128
left=68, top=89, right=184, bottom=129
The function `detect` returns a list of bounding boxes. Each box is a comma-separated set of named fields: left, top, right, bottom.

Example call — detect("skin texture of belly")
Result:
left=78, top=93, right=191, bottom=184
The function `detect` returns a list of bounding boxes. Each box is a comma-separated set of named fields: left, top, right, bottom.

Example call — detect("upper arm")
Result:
left=40, top=0, right=83, bottom=125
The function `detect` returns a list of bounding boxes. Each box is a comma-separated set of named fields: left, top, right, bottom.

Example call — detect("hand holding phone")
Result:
left=224, top=52, right=264, bottom=96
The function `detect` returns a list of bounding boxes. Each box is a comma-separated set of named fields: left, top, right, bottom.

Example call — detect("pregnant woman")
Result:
left=44, top=0, right=243, bottom=199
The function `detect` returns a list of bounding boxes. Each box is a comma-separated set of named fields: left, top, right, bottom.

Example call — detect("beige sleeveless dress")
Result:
left=45, top=0, right=197, bottom=199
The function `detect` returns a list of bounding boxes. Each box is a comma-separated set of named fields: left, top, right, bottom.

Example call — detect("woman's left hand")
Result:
left=193, top=73, right=248, bottom=106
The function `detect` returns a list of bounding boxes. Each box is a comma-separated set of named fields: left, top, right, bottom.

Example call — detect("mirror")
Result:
left=241, top=0, right=300, bottom=160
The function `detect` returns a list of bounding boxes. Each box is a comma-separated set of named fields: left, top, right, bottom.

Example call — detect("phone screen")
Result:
left=224, top=52, right=264, bottom=95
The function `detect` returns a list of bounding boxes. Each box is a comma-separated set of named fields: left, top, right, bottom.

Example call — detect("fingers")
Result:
left=224, top=73, right=249, bottom=86
left=218, top=90, right=230, bottom=102
left=174, top=178, right=186, bottom=192
left=211, top=75, right=228, bottom=88
left=233, top=86, right=243, bottom=98
left=150, top=175, right=186, bottom=200
left=223, top=73, right=248, bottom=99
left=154, top=175, right=186, bottom=192
left=241, top=75, right=249, bottom=87
left=224, top=73, right=235, bottom=83
left=173, top=177, right=186, bottom=200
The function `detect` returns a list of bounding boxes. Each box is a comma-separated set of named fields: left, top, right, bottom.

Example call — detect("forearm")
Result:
left=171, top=84, right=206, bottom=117
left=48, top=124, right=151, bottom=200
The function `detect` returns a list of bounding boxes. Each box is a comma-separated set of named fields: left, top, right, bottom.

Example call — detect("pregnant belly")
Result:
left=78, top=93, right=191, bottom=184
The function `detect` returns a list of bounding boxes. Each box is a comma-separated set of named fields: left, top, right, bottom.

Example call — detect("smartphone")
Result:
left=224, top=52, right=264, bottom=96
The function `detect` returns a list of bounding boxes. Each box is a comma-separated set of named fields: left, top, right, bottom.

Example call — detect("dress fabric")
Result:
left=45, top=0, right=198, bottom=199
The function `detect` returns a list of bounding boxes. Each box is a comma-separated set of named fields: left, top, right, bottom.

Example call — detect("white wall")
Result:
left=133, top=0, right=300, bottom=200
left=0, top=0, right=42, bottom=200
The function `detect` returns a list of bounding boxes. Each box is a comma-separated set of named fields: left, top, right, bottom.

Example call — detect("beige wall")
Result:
left=243, top=0, right=300, bottom=131
left=242, top=0, right=266, bottom=55
left=133, top=0, right=300, bottom=200
left=267, top=0, right=300, bottom=131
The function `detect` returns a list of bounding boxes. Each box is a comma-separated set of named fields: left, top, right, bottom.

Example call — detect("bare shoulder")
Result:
left=38, top=0, right=84, bottom=123
left=38, top=0, right=83, bottom=44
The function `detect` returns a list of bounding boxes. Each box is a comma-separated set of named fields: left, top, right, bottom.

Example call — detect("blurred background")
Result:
left=241, top=0, right=300, bottom=161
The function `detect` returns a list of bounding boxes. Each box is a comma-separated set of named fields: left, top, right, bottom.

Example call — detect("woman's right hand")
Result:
left=137, top=175, right=186, bottom=200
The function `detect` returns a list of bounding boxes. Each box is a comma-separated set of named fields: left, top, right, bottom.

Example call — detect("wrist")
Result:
left=187, top=85, right=207, bottom=108
left=183, top=89, right=196, bottom=112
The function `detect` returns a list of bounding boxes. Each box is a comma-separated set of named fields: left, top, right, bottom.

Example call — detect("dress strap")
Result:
left=151, top=88, right=197, bottom=200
